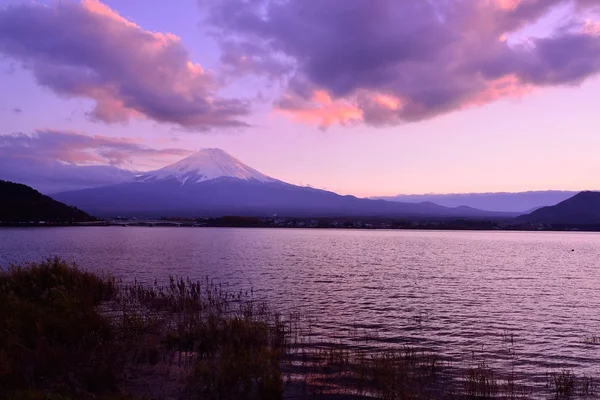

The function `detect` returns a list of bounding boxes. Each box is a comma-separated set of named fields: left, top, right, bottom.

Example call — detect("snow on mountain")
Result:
left=136, top=148, right=275, bottom=184
left=53, top=148, right=521, bottom=218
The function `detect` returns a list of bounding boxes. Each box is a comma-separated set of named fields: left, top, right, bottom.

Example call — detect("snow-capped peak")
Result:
left=136, top=148, right=274, bottom=184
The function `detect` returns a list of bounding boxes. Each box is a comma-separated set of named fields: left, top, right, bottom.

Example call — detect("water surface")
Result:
left=2, top=227, right=600, bottom=385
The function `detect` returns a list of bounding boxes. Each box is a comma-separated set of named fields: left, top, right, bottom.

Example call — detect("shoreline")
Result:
left=1, top=221, right=598, bottom=232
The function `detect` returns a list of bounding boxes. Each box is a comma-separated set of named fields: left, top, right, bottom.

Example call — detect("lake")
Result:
left=2, top=227, right=600, bottom=389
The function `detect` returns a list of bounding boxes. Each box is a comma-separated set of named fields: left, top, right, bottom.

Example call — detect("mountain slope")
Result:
left=0, top=180, right=95, bottom=223
left=54, top=178, right=518, bottom=218
left=518, top=191, right=600, bottom=224
left=53, top=149, right=517, bottom=219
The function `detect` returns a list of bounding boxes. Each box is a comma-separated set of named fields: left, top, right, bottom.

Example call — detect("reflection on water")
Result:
left=2, top=227, right=600, bottom=386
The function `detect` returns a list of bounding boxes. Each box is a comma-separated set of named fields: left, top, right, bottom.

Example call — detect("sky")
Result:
left=0, top=0, right=599, bottom=196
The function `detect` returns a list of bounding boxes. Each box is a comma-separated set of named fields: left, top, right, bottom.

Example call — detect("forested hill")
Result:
left=0, top=180, right=95, bottom=224
left=518, top=191, right=600, bottom=224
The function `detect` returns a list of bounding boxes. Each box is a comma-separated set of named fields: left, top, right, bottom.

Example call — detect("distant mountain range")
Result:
left=0, top=180, right=94, bottom=223
left=518, top=191, right=600, bottom=224
left=52, top=149, right=518, bottom=219
left=375, top=191, right=582, bottom=213
left=4, top=158, right=600, bottom=226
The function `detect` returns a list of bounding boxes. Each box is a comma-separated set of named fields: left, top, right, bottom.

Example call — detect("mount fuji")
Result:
left=135, top=148, right=275, bottom=185
left=52, top=149, right=517, bottom=218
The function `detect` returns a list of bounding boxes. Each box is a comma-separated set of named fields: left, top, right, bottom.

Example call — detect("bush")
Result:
left=0, top=258, right=122, bottom=397
left=0, top=259, right=288, bottom=400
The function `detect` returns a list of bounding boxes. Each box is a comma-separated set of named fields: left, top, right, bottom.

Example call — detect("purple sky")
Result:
left=1, top=0, right=599, bottom=196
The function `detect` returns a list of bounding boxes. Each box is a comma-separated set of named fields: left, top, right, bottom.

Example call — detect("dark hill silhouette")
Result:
left=518, top=191, right=600, bottom=224
left=0, top=180, right=95, bottom=223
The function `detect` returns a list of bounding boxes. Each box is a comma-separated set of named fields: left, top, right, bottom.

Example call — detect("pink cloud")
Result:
left=275, top=90, right=411, bottom=128
left=0, top=130, right=193, bottom=167
left=0, top=0, right=249, bottom=130
left=493, top=0, right=523, bottom=10
left=466, top=74, right=533, bottom=107
left=584, top=19, right=600, bottom=34
left=275, top=90, right=363, bottom=129
left=204, top=0, right=600, bottom=128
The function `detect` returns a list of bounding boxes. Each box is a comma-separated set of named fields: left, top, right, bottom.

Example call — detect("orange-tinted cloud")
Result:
left=491, top=0, right=522, bottom=10
left=371, top=94, right=403, bottom=111
left=468, top=74, right=533, bottom=107
left=0, top=0, right=249, bottom=130
left=204, top=0, right=600, bottom=128
left=276, top=90, right=363, bottom=129
left=584, top=19, right=600, bottom=34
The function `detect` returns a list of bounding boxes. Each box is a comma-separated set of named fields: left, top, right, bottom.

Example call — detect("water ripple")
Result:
left=2, top=227, right=600, bottom=380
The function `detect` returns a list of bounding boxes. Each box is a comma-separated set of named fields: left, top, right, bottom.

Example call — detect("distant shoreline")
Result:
left=2, top=217, right=600, bottom=232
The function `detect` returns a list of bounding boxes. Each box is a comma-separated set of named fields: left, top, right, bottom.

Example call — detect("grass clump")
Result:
left=547, top=370, right=576, bottom=400
left=464, top=361, right=498, bottom=399
left=0, top=257, right=121, bottom=397
left=290, top=341, right=441, bottom=399
left=121, top=277, right=288, bottom=399
left=0, top=259, right=289, bottom=400
left=369, top=348, right=440, bottom=400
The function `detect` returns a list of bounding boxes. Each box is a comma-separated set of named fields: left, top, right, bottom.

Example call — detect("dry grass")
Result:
left=0, top=258, right=122, bottom=397
left=0, top=258, right=288, bottom=400
left=120, top=277, right=288, bottom=400
left=3, top=258, right=600, bottom=400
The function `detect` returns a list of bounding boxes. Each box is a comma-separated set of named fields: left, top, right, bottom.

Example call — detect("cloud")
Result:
left=12, top=107, right=22, bottom=113
left=0, top=0, right=250, bottom=130
left=0, top=130, right=195, bottom=193
left=0, top=157, right=136, bottom=194
left=0, top=130, right=193, bottom=167
left=201, top=0, right=600, bottom=128
left=275, top=90, right=363, bottom=129
left=584, top=20, right=600, bottom=34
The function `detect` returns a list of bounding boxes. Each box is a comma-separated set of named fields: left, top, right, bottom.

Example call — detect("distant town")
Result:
left=57, top=215, right=600, bottom=232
